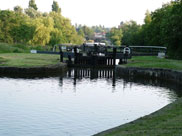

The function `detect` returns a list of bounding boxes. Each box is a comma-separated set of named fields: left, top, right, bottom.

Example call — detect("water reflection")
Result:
left=64, top=68, right=116, bottom=87
left=117, top=74, right=182, bottom=98
left=0, top=68, right=182, bottom=136
left=58, top=68, right=182, bottom=97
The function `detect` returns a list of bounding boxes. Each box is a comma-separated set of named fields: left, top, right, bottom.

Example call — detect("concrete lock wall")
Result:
left=116, top=66, right=182, bottom=84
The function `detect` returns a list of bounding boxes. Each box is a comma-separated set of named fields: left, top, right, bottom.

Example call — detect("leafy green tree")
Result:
left=133, top=1, right=182, bottom=58
left=78, top=29, right=85, bottom=37
left=14, top=6, right=23, bottom=13
left=29, top=0, right=38, bottom=10
left=0, top=0, right=83, bottom=46
left=49, top=12, right=67, bottom=43
left=25, top=8, right=42, bottom=18
left=30, top=17, right=54, bottom=45
left=0, top=10, right=15, bottom=43
left=108, top=27, right=123, bottom=46
left=9, top=13, right=35, bottom=43
left=52, top=1, right=61, bottom=14
left=49, top=12, right=83, bottom=45
left=144, top=10, right=152, bottom=24
left=49, top=28, right=63, bottom=46
left=160, top=1, right=182, bottom=58
left=121, top=21, right=141, bottom=45
left=81, top=26, right=94, bottom=40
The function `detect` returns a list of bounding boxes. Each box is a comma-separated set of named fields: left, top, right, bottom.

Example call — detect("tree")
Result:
left=78, top=29, right=85, bottom=37
left=14, top=6, right=23, bottom=13
left=0, top=10, right=15, bottom=43
left=81, top=26, right=94, bottom=40
left=108, top=27, right=123, bottom=46
left=29, top=0, right=38, bottom=10
left=49, top=28, right=63, bottom=46
left=30, top=17, right=54, bottom=45
left=25, top=8, right=42, bottom=18
left=121, top=21, right=141, bottom=45
left=0, top=0, right=83, bottom=46
left=160, top=1, right=182, bottom=58
left=144, top=10, right=152, bottom=24
left=52, top=0, right=61, bottom=13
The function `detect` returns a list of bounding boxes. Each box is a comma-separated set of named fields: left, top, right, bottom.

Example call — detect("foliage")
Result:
left=0, top=42, right=50, bottom=53
left=75, top=24, right=109, bottom=42
left=30, top=17, right=54, bottom=45
left=78, top=25, right=95, bottom=40
left=14, top=6, right=23, bottom=13
left=144, top=10, right=152, bottom=24
left=91, top=25, right=105, bottom=33
left=119, top=1, right=182, bottom=59
left=25, top=7, right=42, bottom=18
left=0, top=10, right=16, bottom=43
left=121, top=21, right=141, bottom=45
left=52, top=0, right=61, bottom=14
left=107, top=27, right=123, bottom=46
left=29, top=0, right=38, bottom=10
left=0, top=1, right=84, bottom=47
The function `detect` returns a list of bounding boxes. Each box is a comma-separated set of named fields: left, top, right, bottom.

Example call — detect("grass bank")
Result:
left=0, top=53, right=60, bottom=67
left=95, top=56, right=182, bottom=136
left=126, top=56, right=182, bottom=71
left=95, top=98, right=182, bottom=136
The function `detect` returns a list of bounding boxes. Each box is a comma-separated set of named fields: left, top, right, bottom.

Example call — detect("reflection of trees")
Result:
left=118, top=75, right=182, bottom=98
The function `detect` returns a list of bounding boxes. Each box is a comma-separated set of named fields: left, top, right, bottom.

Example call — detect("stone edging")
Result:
left=116, top=66, right=182, bottom=84
left=0, top=63, right=67, bottom=77
left=94, top=66, right=182, bottom=136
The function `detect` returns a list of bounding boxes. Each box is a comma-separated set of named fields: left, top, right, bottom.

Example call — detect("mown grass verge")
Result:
left=95, top=56, right=182, bottom=136
left=95, top=98, right=182, bottom=136
left=0, top=53, right=60, bottom=67
left=125, top=56, right=182, bottom=71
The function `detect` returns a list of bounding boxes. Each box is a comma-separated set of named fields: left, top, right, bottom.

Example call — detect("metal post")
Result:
left=113, top=47, right=116, bottom=66
left=59, top=46, right=63, bottom=62
left=74, top=47, right=77, bottom=64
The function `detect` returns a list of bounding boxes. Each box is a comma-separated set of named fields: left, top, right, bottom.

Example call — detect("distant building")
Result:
left=94, top=32, right=106, bottom=39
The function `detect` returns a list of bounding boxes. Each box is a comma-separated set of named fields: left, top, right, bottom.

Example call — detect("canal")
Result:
left=0, top=68, right=181, bottom=136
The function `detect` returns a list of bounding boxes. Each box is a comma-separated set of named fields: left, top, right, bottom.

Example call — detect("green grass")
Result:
left=0, top=53, right=60, bottom=67
left=95, top=56, right=182, bottom=136
left=95, top=98, right=182, bottom=136
left=125, top=56, right=182, bottom=71
left=0, top=43, right=58, bottom=67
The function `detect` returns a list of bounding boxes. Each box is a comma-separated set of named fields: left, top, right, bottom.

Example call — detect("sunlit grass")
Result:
left=95, top=98, right=182, bottom=136
left=95, top=56, right=182, bottom=136
left=125, top=56, right=182, bottom=70
left=0, top=53, right=60, bottom=67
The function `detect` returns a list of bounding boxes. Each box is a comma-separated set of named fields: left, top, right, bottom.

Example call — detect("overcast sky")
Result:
left=0, top=0, right=171, bottom=27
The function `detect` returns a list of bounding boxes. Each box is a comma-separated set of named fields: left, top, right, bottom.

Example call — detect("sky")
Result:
left=0, top=0, right=172, bottom=27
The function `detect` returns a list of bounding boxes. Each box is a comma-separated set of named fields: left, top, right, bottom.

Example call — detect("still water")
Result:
left=0, top=68, right=181, bottom=136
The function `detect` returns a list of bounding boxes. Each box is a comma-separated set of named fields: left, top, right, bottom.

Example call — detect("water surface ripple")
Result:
left=0, top=68, right=180, bottom=136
